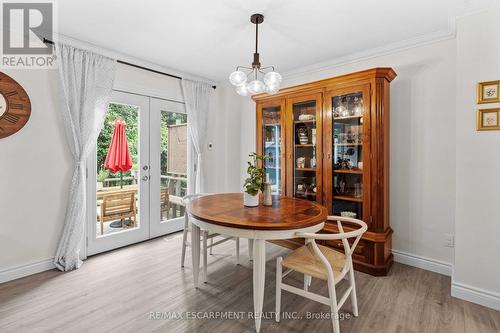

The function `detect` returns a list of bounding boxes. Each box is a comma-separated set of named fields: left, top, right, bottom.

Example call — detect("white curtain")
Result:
left=54, top=43, right=116, bottom=271
left=181, top=79, right=212, bottom=194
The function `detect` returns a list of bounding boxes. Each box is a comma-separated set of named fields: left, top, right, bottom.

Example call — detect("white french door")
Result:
left=150, top=98, right=187, bottom=237
left=86, top=91, right=187, bottom=256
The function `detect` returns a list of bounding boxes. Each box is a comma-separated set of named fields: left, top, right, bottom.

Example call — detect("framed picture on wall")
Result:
left=477, top=81, right=500, bottom=104
left=477, top=108, right=500, bottom=131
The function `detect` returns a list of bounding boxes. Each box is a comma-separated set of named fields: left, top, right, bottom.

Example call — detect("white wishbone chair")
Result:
left=275, top=216, right=367, bottom=333
left=181, top=194, right=240, bottom=283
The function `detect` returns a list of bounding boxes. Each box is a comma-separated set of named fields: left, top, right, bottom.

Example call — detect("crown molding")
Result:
left=281, top=27, right=456, bottom=81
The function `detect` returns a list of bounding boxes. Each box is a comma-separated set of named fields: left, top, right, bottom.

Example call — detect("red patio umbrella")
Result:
left=104, top=118, right=133, bottom=189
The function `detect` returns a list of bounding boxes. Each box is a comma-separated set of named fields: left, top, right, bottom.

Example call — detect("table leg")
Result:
left=236, top=237, right=240, bottom=265
left=253, top=239, right=266, bottom=333
left=191, top=223, right=201, bottom=288
left=202, top=230, right=208, bottom=283
left=248, top=239, right=254, bottom=261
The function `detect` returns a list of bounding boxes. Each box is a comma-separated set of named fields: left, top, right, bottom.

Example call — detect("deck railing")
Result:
left=100, top=174, right=187, bottom=197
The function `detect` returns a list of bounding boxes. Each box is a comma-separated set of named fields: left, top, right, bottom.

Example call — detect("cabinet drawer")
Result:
left=323, top=238, right=371, bottom=264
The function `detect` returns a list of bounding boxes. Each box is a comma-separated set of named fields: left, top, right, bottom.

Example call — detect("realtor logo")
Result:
left=1, top=1, right=56, bottom=68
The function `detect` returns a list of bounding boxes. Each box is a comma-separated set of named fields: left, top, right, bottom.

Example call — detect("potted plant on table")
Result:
left=243, top=153, right=267, bottom=207
left=97, top=168, right=109, bottom=190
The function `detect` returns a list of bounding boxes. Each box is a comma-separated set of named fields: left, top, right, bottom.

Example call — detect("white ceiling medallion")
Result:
left=229, top=14, right=281, bottom=96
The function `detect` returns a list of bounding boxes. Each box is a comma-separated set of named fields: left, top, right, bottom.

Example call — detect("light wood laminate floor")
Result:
left=1, top=233, right=499, bottom=333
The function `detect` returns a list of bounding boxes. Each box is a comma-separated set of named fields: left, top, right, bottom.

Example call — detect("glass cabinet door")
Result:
left=258, top=101, right=285, bottom=195
left=287, top=93, right=322, bottom=202
left=327, top=86, right=370, bottom=220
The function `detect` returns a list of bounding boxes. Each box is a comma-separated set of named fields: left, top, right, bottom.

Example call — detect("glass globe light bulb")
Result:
left=265, top=83, right=280, bottom=94
left=247, top=80, right=265, bottom=94
left=229, top=71, right=247, bottom=86
left=263, top=71, right=282, bottom=86
left=235, top=83, right=249, bottom=96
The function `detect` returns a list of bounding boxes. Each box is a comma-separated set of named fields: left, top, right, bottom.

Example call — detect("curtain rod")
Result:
left=43, top=38, right=216, bottom=89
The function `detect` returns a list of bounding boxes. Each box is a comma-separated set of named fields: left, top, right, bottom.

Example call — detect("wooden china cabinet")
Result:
left=254, top=67, right=397, bottom=276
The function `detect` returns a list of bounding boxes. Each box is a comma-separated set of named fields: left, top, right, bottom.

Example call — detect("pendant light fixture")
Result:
left=229, top=14, right=281, bottom=96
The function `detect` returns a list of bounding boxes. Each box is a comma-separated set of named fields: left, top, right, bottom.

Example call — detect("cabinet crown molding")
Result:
left=252, top=67, right=397, bottom=102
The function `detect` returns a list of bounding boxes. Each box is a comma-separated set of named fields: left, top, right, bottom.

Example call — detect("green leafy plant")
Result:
left=97, top=168, right=109, bottom=183
left=243, top=153, right=268, bottom=196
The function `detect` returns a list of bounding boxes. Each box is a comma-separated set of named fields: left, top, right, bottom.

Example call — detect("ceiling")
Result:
left=56, top=0, right=496, bottom=82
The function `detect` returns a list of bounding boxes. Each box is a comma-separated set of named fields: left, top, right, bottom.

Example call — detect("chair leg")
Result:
left=236, top=237, right=240, bottom=265
left=100, top=219, right=104, bottom=236
left=180, top=214, right=189, bottom=267
left=275, top=257, right=283, bottom=322
left=328, top=279, right=340, bottom=333
left=202, top=230, right=208, bottom=283
left=248, top=239, right=254, bottom=261
left=348, top=262, right=359, bottom=317
left=304, top=274, right=312, bottom=291
left=209, top=237, right=214, bottom=255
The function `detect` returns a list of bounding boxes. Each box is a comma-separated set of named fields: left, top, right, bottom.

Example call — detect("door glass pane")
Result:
left=96, top=103, right=140, bottom=237
left=293, top=100, right=317, bottom=201
left=160, top=111, right=188, bottom=223
left=262, top=105, right=281, bottom=195
left=332, top=92, right=364, bottom=218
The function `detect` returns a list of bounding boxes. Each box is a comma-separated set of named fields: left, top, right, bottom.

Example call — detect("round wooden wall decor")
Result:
left=0, top=72, right=31, bottom=139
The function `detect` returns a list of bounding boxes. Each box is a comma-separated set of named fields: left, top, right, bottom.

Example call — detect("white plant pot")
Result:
left=97, top=182, right=103, bottom=190
left=243, top=192, right=259, bottom=207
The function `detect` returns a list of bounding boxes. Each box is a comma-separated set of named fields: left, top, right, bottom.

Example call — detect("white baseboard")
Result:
left=451, top=281, right=500, bottom=311
left=0, top=258, right=56, bottom=284
left=392, top=249, right=452, bottom=276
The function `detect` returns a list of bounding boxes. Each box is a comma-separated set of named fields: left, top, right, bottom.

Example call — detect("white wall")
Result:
left=453, top=8, right=500, bottom=306
left=0, top=68, right=69, bottom=270
left=209, top=86, right=247, bottom=193
left=240, top=39, right=457, bottom=266
left=114, top=64, right=184, bottom=102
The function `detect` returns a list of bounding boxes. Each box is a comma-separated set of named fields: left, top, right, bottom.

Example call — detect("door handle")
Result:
left=142, top=175, right=149, bottom=181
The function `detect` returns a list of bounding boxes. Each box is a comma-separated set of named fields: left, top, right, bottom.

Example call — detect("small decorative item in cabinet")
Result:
left=335, top=157, right=353, bottom=170
left=353, top=95, right=363, bottom=116
left=341, top=211, right=357, bottom=218
left=477, top=108, right=500, bottom=131
left=478, top=81, right=500, bottom=104
left=296, top=157, right=306, bottom=169
left=354, top=183, right=363, bottom=198
left=296, top=124, right=309, bottom=144
left=310, top=156, right=316, bottom=168
left=334, top=96, right=350, bottom=118
left=298, top=113, right=315, bottom=121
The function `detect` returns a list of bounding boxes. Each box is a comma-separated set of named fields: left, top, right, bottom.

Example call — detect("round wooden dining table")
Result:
left=187, top=193, right=328, bottom=333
